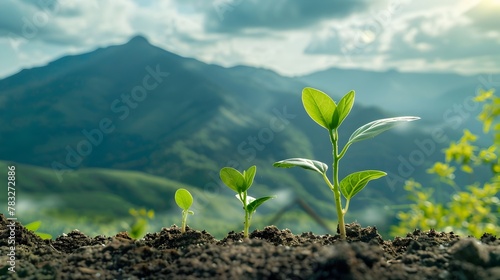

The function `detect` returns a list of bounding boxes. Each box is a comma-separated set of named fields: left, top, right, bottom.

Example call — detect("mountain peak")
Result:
left=127, top=35, right=150, bottom=44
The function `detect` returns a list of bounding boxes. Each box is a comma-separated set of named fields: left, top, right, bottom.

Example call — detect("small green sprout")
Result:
left=25, top=220, right=52, bottom=240
left=129, top=208, right=155, bottom=239
left=274, top=87, right=419, bottom=240
left=220, top=165, right=275, bottom=238
left=175, top=188, right=194, bottom=233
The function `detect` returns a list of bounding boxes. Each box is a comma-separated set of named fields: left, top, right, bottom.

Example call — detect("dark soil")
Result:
left=1, top=214, right=499, bottom=279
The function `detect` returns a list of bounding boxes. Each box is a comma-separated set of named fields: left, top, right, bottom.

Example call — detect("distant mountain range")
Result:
left=0, top=36, right=488, bottom=237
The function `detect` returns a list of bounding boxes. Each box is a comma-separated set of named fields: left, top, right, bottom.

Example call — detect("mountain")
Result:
left=0, top=35, right=470, bottom=237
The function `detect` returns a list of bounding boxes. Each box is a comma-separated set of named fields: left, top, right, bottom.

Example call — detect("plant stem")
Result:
left=329, top=129, right=347, bottom=240
left=181, top=210, right=187, bottom=233
left=244, top=210, right=250, bottom=238
left=242, top=192, right=250, bottom=238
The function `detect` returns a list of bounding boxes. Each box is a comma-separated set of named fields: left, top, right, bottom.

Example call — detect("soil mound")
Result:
left=1, top=214, right=499, bottom=279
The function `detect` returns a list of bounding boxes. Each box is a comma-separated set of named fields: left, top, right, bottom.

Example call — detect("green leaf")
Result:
left=235, top=194, right=256, bottom=206
left=243, top=165, right=257, bottom=191
left=340, top=170, right=387, bottom=200
left=246, top=196, right=275, bottom=213
left=273, top=158, right=328, bottom=175
left=25, top=220, right=42, bottom=231
left=36, top=232, right=52, bottom=240
left=175, top=188, right=193, bottom=211
left=332, top=90, right=355, bottom=129
left=302, top=87, right=336, bottom=130
left=220, top=167, right=246, bottom=193
left=347, top=116, right=420, bottom=145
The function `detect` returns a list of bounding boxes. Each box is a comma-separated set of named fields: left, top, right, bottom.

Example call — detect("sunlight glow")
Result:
left=484, top=0, right=500, bottom=6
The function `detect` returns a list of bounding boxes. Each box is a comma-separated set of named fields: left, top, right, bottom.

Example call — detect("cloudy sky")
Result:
left=0, top=0, right=499, bottom=79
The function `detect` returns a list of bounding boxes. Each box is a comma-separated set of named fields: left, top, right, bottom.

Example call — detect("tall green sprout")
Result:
left=274, top=87, right=419, bottom=240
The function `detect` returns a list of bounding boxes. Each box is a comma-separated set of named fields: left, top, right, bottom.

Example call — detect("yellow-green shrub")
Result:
left=392, top=89, right=500, bottom=237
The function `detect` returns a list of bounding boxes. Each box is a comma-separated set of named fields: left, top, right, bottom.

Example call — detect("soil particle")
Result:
left=448, top=237, right=500, bottom=279
left=450, top=238, right=490, bottom=266
left=1, top=214, right=499, bottom=279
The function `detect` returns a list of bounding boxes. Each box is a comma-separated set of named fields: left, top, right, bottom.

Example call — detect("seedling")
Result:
left=25, top=220, right=52, bottom=240
left=129, top=208, right=155, bottom=239
left=175, top=188, right=194, bottom=233
left=274, top=87, right=419, bottom=240
left=220, top=165, right=275, bottom=238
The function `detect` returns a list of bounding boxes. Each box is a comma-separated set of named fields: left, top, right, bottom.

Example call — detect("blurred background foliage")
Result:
left=392, top=88, right=500, bottom=237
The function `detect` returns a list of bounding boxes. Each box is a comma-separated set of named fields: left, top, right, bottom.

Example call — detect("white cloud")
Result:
left=302, top=0, right=500, bottom=75
left=465, top=0, right=500, bottom=32
left=0, top=0, right=499, bottom=79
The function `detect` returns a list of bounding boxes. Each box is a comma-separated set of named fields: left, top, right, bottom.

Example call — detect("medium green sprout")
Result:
left=220, top=165, right=275, bottom=238
left=175, top=188, right=194, bottom=233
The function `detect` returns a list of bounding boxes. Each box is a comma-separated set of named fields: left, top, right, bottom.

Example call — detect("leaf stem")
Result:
left=329, top=129, right=347, bottom=240
left=344, top=199, right=350, bottom=215
left=322, top=172, right=335, bottom=191
left=338, top=143, right=351, bottom=160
